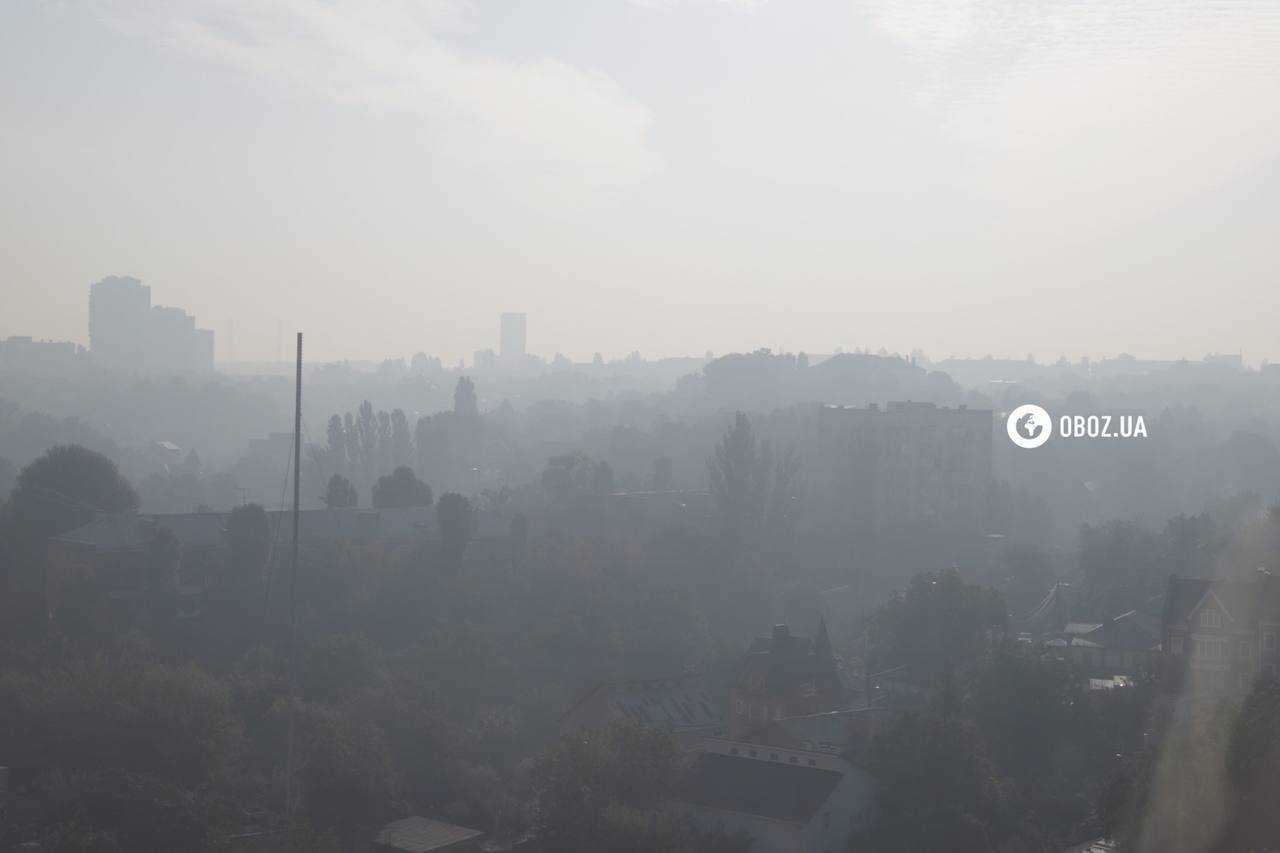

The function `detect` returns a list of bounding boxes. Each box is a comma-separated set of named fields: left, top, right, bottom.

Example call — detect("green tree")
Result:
left=861, top=712, right=1046, bottom=853
left=0, top=654, right=243, bottom=853
left=10, top=444, right=138, bottom=539
left=707, top=412, right=799, bottom=555
left=390, top=408, right=413, bottom=470
left=371, top=466, right=432, bottom=509
left=326, top=414, right=347, bottom=476
left=0, top=454, right=18, bottom=497
left=530, top=720, right=745, bottom=853
left=356, top=401, right=379, bottom=485
left=300, top=708, right=397, bottom=847
left=541, top=451, right=614, bottom=504
left=865, top=570, right=1007, bottom=696
left=1224, top=677, right=1280, bottom=848
left=5, top=445, right=138, bottom=639
left=323, top=473, right=359, bottom=509
left=1078, top=520, right=1162, bottom=620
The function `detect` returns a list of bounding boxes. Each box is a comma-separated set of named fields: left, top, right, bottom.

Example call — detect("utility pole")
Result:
left=284, top=332, right=302, bottom=824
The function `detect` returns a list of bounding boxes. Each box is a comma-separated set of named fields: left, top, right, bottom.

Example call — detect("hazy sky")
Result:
left=3, top=0, right=1279, bottom=364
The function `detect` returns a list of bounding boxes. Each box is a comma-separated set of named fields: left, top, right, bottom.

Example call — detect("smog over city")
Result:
left=2, top=3, right=1280, bottom=853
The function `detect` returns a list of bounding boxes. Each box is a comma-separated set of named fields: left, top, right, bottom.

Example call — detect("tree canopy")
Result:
left=371, top=466, right=432, bottom=509
left=10, top=444, right=138, bottom=539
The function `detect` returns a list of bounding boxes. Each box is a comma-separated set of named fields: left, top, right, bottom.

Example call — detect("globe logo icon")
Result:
left=1007, top=404, right=1052, bottom=449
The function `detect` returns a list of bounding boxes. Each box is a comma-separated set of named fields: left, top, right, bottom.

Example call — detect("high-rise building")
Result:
left=815, top=401, right=993, bottom=597
left=817, top=402, right=992, bottom=529
left=88, top=275, right=214, bottom=373
left=499, top=312, right=526, bottom=369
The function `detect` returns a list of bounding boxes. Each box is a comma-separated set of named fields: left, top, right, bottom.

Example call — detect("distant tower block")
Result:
left=500, top=312, right=526, bottom=369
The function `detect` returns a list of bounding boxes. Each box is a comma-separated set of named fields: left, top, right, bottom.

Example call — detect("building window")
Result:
left=1265, top=632, right=1278, bottom=652
left=1200, top=608, right=1223, bottom=628
left=1194, top=637, right=1226, bottom=660
left=801, top=680, right=817, bottom=697
left=734, top=698, right=744, bottom=714
left=1266, top=663, right=1278, bottom=677
left=730, top=747, right=739, bottom=755
left=1242, top=641, right=1254, bottom=659
left=1171, top=635, right=1184, bottom=655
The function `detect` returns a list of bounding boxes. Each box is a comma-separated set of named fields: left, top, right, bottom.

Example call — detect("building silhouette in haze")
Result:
left=499, top=312, right=526, bottom=369
left=89, top=275, right=214, bottom=373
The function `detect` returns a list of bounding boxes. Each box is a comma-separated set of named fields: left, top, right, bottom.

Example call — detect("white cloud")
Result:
left=859, top=0, right=1280, bottom=240
left=89, top=0, right=657, bottom=199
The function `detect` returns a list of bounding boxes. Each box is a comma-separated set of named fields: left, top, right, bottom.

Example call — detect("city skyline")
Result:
left=2, top=275, right=1271, bottom=372
left=3, top=1, right=1280, bottom=364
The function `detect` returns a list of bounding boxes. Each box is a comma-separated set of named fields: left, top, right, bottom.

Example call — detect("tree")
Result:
left=541, top=451, right=613, bottom=503
left=860, top=712, right=1044, bottom=853
left=11, top=445, right=139, bottom=539
left=5, top=446, right=138, bottom=640
left=707, top=412, right=800, bottom=554
left=390, top=409, right=413, bottom=469
left=323, top=474, right=358, bottom=509
left=343, top=412, right=359, bottom=483
left=326, top=414, right=347, bottom=476
left=454, top=376, right=479, bottom=418
left=356, top=401, right=378, bottom=485
left=1224, top=677, right=1280, bottom=847
left=1078, top=520, right=1162, bottom=620
left=436, top=492, right=471, bottom=572
left=300, top=708, right=396, bottom=848
left=371, top=466, right=432, bottom=509
left=865, top=570, right=1007, bottom=695
left=0, top=454, right=17, bottom=497
left=530, top=720, right=743, bottom=853
left=376, top=409, right=392, bottom=476
left=0, top=654, right=243, bottom=853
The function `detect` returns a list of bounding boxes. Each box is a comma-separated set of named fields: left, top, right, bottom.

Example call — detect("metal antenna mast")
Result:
left=284, top=332, right=302, bottom=824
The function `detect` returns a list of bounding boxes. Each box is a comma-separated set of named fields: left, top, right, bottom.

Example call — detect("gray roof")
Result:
left=53, top=506, right=508, bottom=552
left=373, top=816, right=485, bottom=853
left=1072, top=610, right=1161, bottom=651
left=565, top=673, right=722, bottom=731
left=1163, top=575, right=1280, bottom=627
left=675, top=752, right=843, bottom=824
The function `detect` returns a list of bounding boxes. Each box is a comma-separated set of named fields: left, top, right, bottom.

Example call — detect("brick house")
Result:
left=729, top=622, right=843, bottom=737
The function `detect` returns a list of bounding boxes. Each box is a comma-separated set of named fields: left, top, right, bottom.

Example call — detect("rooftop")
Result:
left=675, top=751, right=843, bottom=824
left=372, top=816, right=485, bottom=853
left=564, top=673, right=721, bottom=731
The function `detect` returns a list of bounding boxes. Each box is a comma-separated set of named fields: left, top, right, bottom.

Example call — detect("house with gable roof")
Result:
left=560, top=672, right=725, bottom=747
left=1162, top=574, right=1280, bottom=698
left=728, top=621, right=844, bottom=737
